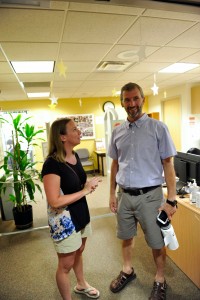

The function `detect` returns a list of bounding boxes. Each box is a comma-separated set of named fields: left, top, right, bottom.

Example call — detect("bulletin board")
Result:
left=67, top=114, right=95, bottom=140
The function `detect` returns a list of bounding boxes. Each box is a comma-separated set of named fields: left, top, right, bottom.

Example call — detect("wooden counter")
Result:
left=164, top=191, right=200, bottom=288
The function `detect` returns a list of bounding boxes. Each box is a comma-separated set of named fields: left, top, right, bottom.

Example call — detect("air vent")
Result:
left=96, top=61, right=132, bottom=72
left=23, top=82, right=51, bottom=88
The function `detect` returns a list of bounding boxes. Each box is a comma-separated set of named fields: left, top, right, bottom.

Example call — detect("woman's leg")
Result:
left=73, top=238, right=99, bottom=297
left=73, top=237, right=87, bottom=287
left=56, top=251, right=76, bottom=300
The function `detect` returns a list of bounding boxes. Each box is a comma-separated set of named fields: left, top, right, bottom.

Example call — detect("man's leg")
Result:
left=110, top=237, right=136, bottom=293
left=149, top=247, right=167, bottom=300
left=152, top=247, right=166, bottom=283
left=122, top=238, right=135, bottom=274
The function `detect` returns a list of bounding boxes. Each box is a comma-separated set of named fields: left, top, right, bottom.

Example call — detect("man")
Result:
left=108, top=82, right=177, bottom=300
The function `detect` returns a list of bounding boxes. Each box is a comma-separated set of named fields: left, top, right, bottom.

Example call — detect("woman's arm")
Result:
left=43, top=174, right=101, bottom=209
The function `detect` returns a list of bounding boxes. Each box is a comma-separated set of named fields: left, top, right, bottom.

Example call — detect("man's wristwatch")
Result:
left=166, top=199, right=178, bottom=208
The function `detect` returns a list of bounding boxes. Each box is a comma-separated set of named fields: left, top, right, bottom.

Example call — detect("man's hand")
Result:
left=159, top=202, right=177, bottom=221
left=109, top=194, right=117, bottom=213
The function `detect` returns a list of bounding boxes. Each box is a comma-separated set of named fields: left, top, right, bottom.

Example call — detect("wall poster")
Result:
left=67, top=114, right=95, bottom=140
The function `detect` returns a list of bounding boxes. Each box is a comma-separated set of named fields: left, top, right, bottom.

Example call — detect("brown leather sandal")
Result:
left=149, top=280, right=167, bottom=300
left=110, top=268, right=136, bottom=293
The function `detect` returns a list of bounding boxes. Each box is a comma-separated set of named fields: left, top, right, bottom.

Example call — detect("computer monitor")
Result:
left=174, top=151, right=200, bottom=187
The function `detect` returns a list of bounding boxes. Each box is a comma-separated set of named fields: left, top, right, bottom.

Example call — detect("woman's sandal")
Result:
left=74, top=286, right=100, bottom=299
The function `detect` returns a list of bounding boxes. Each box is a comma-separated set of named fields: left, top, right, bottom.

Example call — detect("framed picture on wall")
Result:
left=67, top=114, right=95, bottom=140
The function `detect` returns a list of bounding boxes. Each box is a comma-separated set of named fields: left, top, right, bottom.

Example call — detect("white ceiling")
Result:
left=0, top=0, right=200, bottom=101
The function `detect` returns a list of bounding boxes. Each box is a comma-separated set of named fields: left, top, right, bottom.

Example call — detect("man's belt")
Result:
left=122, top=185, right=161, bottom=196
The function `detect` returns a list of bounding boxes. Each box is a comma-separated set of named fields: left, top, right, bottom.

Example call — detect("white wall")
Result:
left=147, top=83, right=197, bottom=152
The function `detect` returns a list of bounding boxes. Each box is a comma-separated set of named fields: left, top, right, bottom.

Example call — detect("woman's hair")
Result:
left=47, top=117, right=72, bottom=162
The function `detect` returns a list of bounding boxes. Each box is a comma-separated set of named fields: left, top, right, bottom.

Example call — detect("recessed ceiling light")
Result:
left=10, top=61, right=54, bottom=73
left=27, top=92, right=50, bottom=98
left=159, top=63, right=199, bottom=74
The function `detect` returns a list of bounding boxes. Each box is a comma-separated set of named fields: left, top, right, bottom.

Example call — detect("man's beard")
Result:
left=127, top=106, right=142, bottom=119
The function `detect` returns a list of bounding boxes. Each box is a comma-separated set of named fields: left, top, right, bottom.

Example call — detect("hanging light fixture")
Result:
left=151, top=74, right=159, bottom=95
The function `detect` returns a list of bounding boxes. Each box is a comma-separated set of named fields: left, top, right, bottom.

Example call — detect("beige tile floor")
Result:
left=0, top=175, right=199, bottom=299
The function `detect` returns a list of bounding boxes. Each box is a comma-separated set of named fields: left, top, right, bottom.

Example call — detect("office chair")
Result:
left=76, top=148, right=95, bottom=175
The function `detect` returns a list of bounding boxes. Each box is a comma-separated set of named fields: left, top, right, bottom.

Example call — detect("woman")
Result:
left=42, top=118, right=101, bottom=300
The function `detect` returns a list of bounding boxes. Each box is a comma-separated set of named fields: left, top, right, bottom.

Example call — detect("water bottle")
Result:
left=190, top=180, right=199, bottom=204
left=196, top=191, right=200, bottom=208
left=157, top=210, right=179, bottom=250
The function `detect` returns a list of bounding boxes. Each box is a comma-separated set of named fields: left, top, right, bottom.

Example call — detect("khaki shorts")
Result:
left=53, top=223, right=92, bottom=254
left=116, top=186, right=165, bottom=249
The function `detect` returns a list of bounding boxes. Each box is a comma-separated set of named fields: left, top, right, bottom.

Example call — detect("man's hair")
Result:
left=120, top=82, right=144, bottom=101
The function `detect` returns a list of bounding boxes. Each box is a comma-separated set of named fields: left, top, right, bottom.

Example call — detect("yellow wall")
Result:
left=191, top=85, right=200, bottom=114
left=0, top=95, right=149, bottom=170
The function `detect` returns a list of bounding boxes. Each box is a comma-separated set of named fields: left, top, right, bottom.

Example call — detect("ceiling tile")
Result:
left=0, top=1, right=200, bottom=101
left=0, top=8, right=64, bottom=42
left=69, top=2, right=144, bottom=15
left=180, top=50, right=200, bottom=63
left=0, top=62, right=13, bottom=73
left=145, top=47, right=198, bottom=63
left=59, top=43, right=112, bottom=61
left=1, top=43, right=59, bottom=60
left=143, top=8, right=200, bottom=22
left=168, top=23, right=200, bottom=48
left=62, top=11, right=136, bottom=44
left=118, top=17, right=195, bottom=46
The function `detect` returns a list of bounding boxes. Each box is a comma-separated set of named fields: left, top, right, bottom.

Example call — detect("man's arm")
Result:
left=109, top=159, right=118, bottom=213
left=161, top=156, right=177, bottom=220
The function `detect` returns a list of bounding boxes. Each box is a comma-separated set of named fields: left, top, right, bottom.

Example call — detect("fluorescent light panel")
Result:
left=27, top=92, right=50, bottom=98
left=11, top=61, right=54, bottom=73
left=159, top=63, right=199, bottom=73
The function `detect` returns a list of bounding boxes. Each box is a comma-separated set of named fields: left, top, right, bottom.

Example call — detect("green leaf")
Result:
left=0, top=113, right=44, bottom=208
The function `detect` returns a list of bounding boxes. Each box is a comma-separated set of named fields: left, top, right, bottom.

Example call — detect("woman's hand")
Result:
left=83, top=177, right=102, bottom=195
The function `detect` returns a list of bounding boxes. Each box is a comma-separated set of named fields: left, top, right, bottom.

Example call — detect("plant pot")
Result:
left=12, top=205, right=33, bottom=230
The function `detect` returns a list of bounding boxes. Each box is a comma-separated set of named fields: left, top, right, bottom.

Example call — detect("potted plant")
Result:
left=0, top=113, right=44, bottom=229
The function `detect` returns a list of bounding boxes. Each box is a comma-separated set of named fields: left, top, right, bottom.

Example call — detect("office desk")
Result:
left=164, top=191, right=200, bottom=288
left=94, top=150, right=106, bottom=176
